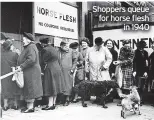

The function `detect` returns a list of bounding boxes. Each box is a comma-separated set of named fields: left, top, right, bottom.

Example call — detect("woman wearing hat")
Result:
left=85, top=37, right=112, bottom=81
left=1, top=39, right=20, bottom=110
left=133, top=40, right=148, bottom=105
left=39, top=38, right=66, bottom=110
left=57, top=41, right=78, bottom=106
left=17, top=32, right=43, bottom=113
left=114, top=39, right=134, bottom=105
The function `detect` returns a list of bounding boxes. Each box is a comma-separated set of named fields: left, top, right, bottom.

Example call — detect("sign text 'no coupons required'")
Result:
left=34, top=2, right=78, bottom=39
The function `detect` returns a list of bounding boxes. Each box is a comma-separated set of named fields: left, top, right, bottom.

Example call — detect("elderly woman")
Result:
left=148, top=42, right=154, bottom=107
left=57, top=41, right=77, bottom=106
left=17, top=32, right=43, bottom=113
left=1, top=40, right=20, bottom=111
left=104, top=39, right=118, bottom=77
left=114, top=39, right=134, bottom=106
left=85, top=37, right=112, bottom=81
left=40, top=38, right=66, bottom=110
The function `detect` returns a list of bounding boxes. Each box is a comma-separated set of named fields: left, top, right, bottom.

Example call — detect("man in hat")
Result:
left=17, top=32, right=43, bottom=113
left=133, top=40, right=148, bottom=105
left=85, top=37, right=112, bottom=81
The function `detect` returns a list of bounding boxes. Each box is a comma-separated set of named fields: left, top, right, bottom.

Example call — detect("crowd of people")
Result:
left=1, top=32, right=154, bottom=113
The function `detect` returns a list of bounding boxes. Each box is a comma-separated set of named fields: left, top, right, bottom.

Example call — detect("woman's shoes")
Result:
left=22, top=108, right=34, bottom=113
left=72, top=99, right=79, bottom=103
left=117, top=103, right=122, bottom=106
left=42, top=105, right=56, bottom=110
left=21, top=107, right=27, bottom=113
left=11, top=106, right=19, bottom=110
left=3, top=106, right=9, bottom=111
left=63, top=101, right=69, bottom=106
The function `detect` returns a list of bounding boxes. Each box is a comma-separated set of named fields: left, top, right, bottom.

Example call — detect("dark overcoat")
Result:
left=109, top=48, right=118, bottom=76
left=148, top=52, right=154, bottom=84
left=133, top=49, right=148, bottom=76
left=133, top=49, right=148, bottom=87
left=17, top=42, right=43, bottom=100
left=1, top=47, right=21, bottom=99
left=42, top=45, right=66, bottom=96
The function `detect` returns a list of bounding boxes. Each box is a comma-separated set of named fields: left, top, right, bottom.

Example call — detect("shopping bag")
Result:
left=115, top=65, right=123, bottom=88
left=12, top=67, right=24, bottom=88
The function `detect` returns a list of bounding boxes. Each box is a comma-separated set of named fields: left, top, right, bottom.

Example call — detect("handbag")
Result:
left=115, top=65, right=123, bottom=88
left=12, top=67, right=24, bottom=88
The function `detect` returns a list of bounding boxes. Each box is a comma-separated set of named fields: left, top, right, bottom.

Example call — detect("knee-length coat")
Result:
left=133, top=49, right=148, bottom=87
left=1, top=47, right=21, bottom=99
left=57, top=48, right=77, bottom=96
left=17, top=42, right=43, bottom=100
left=118, top=47, right=134, bottom=89
left=85, top=46, right=112, bottom=81
left=148, top=51, right=154, bottom=86
left=42, top=45, right=66, bottom=96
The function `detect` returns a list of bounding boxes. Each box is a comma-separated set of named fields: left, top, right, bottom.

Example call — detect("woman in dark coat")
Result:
left=40, top=38, right=66, bottom=110
left=148, top=42, right=154, bottom=106
left=17, top=32, right=43, bottom=113
left=1, top=40, right=20, bottom=110
left=57, top=41, right=77, bottom=106
left=104, top=39, right=118, bottom=77
left=133, top=41, right=148, bottom=104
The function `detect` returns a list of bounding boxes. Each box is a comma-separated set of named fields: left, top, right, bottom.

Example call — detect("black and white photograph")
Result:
left=0, top=1, right=154, bottom=120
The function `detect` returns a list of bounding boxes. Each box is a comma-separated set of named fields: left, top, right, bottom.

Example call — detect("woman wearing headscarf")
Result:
left=1, top=40, right=20, bottom=111
left=17, top=32, right=43, bottom=113
left=104, top=39, right=118, bottom=77
left=114, top=39, right=134, bottom=106
left=40, top=38, right=66, bottom=110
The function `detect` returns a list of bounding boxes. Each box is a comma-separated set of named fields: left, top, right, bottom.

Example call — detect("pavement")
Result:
left=1, top=98, right=154, bottom=120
